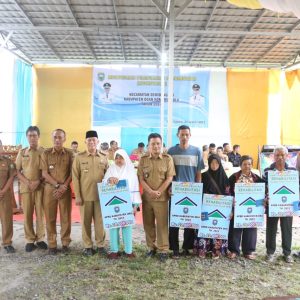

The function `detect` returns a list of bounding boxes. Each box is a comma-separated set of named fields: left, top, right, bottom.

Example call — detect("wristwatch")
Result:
left=54, top=183, right=60, bottom=189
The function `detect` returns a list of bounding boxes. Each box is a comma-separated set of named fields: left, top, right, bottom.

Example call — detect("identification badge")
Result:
left=10, top=164, right=15, bottom=169
left=49, top=165, right=54, bottom=169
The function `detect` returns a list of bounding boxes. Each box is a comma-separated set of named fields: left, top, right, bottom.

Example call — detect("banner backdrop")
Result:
left=92, top=66, right=210, bottom=128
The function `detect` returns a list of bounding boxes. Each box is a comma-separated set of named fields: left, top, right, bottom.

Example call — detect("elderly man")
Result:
left=72, top=130, right=108, bottom=256
left=41, top=129, right=73, bottom=255
left=263, top=145, right=296, bottom=263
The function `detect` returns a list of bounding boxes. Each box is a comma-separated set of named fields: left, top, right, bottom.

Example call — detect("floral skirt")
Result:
left=194, top=237, right=228, bottom=258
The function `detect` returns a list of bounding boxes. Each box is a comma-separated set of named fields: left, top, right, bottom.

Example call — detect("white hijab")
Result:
left=103, top=149, right=141, bottom=204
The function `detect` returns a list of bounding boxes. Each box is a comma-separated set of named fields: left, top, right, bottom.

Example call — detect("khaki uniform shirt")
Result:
left=40, top=147, right=73, bottom=184
left=72, top=150, right=108, bottom=202
left=137, top=153, right=175, bottom=202
left=107, top=148, right=116, bottom=161
left=15, top=146, right=44, bottom=193
left=0, top=156, right=15, bottom=190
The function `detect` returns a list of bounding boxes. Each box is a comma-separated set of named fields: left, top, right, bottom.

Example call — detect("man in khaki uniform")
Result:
left=0, top=154, right=16, bottom=253
left=16, top=126, right=47, bottom=252
left=138, top=133, right=175, bottom=262
left=108, top=140, right=119, bottom=160
left=72, top=130, right=108, bottom=256
left=40, top=129, right=73, bottom=255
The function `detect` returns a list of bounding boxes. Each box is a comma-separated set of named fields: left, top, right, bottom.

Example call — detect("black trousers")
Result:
left=228, top=219, right=257, bottom=255
left=266, top=216, right=293, bottom=256
left=169, top=227, right=195, bottom=251
left=168, top=201, right=195, bottom=251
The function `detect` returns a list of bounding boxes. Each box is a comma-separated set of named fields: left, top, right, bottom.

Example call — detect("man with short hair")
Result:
left=72, top=130, right=108, bottom=256
left=71, top=141, right=79, bottom=154
left=264, top=146, right=295, bottom=263
left=138, top=133, right=175, bottom=262
left=168, top=125, right=205, bottom=258
left=208, top=143, right=216, bottom=156
left=228, top=144, right=241, bottom=167
left=16, top=126, right=47, bottom=252
left=217, top=146, right=228, bottom=162
left=131, top=142, right=146, bottom=160
left=108, top=140, right=119, bottom=160
left=223, top=143, right=231, bottom=156
left=41, top=129, right=73, bottom=255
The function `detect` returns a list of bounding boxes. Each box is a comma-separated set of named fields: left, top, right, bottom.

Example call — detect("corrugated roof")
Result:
left=0, top=0, right=299, bottom=68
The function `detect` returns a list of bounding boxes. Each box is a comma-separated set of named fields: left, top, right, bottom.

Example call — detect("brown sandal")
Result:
left=227, top=252, right=237, bottom=259
left=244, top=254, right=256, bottom=260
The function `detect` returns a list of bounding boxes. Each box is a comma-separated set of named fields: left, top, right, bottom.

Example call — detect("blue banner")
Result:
left=268, top=170, right=300, bottom=217
left=92, top=66, right=210, bottom=128
left=234, top=183, right=265, bottom=228
left=170, top=182, right=203, bottom=229
left=198, top=194, right=233, bottom=240
left=98, top=180, right=135, bottom=229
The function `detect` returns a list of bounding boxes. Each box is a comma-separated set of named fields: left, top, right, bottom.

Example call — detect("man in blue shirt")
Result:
left=168, top=125, right=205, bottom=258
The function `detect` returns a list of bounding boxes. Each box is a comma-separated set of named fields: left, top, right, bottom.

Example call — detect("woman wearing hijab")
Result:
left=227, top=155, right=265, bottom=260
left=103, top=149, right=141, bottom=259
left=194, top=154, right=230, bottom=259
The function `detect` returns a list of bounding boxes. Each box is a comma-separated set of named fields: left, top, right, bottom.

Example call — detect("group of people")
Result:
left=0, top=125, right=298, bottom=264
left=202, top=143, right=242, bottom=169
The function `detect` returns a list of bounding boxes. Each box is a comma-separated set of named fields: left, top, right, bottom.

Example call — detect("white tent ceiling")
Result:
left=0, top=0, right=300, bottom=68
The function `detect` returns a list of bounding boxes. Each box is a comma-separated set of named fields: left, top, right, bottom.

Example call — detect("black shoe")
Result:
left=36, top=241, right=48, bottom=250
left=61, top=246, right=70, bottom=254
left=172, top=250, right=180, bottom=259
left=82, top=248, right=95, bottom=256
left=159, top=253, right=168, bottom=263
left=48, top=247, right=57, bottom=255
left=4, top=245, right=15, bottom=254
left=96, top=247, right=107, bottom=256
left=181, top=249, right=191, bottom=256
left=146, top=250, right=156, bottom=258
left=25, top=243, right=37, bottom=252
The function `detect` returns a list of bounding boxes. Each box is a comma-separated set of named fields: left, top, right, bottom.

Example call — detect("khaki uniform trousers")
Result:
left=0, top=193, right=13, bottom=246
left=142, top=199, right=169, bottom=253
left=79, top=200, right=105, bottom=249
left=21, top=189, right=45, bottom=243
left=44, top=185, right=72, bottom=248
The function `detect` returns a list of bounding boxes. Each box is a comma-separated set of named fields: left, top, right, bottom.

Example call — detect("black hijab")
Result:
left=202, top=154, right=229, bottom=195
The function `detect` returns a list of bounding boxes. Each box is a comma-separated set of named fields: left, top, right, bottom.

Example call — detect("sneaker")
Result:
left=36, top=241, right=48, bottom=250
left=107, top=252, right=119, bottom=260
left=61, top=246, right=70, bottom=254
left=48, top=247, right=57, bottom=255
left=125, top=252, right=136, bottom=259
left=265, top=254, right=275, bottom=262
left=146, top=250, right=156, bottom=258
left=96, top=247, right=107, bottom=256
left=25, top=243, right=37, bottom=252
left=212, top=254, right=220, bottom=260
left=159, top=253, right=168, bottom=263
left=4, top=245, right=15, bottom=254
left=82, top=248, right=95, bottom=256
left=172, top=250, right=180, bottom=259
left=284, top=255, right=293, bottom=263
